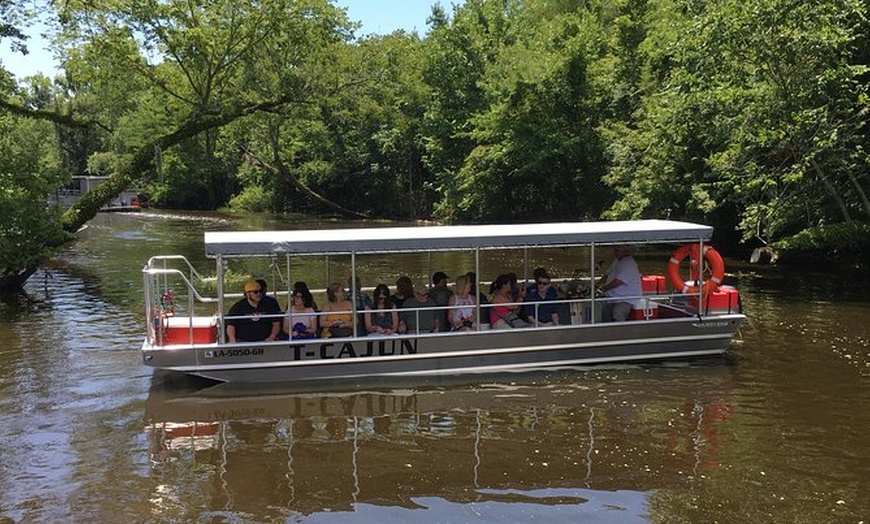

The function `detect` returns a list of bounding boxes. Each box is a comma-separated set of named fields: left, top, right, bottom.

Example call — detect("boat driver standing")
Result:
left=226, top=280, right=282, bottom=342
left=596, top=245, right=642, bottom=322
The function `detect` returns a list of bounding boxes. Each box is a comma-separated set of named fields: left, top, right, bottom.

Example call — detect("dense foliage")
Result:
left=0, top=108, right=69, bottom=288
left=774, top=222, right=870, bottom=261
left=1, top=0, right=869, bottom=288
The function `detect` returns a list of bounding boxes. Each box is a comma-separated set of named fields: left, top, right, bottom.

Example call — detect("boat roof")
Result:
left=204, top=219, right=713, bottom=257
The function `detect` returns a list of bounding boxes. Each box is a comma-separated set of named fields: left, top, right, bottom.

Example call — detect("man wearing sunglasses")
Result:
left=523, top=268, right=560, bottom=326
left=226, top=280, right=282, bottom=343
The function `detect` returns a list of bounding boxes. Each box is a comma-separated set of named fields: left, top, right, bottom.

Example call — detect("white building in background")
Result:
left=50, top=175, right=141, bottom=211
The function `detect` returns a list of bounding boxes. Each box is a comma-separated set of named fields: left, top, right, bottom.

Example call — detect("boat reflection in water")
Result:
left=144, top=365, right=735, bottom=522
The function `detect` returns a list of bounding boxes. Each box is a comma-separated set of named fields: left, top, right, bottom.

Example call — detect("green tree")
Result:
left=603, top=0, right=870, bottom=244
left=223, top=28, right=433, bottom=220
left=422, top=0, right=517, bottom=218
left=0, top=108, right=68, bottom=289
left=0, top=0, right=29, bottom=55
left=451, top=8, right=612, bottom=221
left=301, top=32, right=431, bottom=219
left=1, top=0, right=358, bottom=288
left=52, top=0, right=355, bottom=229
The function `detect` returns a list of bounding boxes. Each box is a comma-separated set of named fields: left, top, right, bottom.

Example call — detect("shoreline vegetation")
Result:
left=761, top=222, right=870, bottom=268
left=2, top=0, right=869, bottom=290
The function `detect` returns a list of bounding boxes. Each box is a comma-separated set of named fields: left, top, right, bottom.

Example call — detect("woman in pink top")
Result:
left=490, top=274, right=529, bottom=329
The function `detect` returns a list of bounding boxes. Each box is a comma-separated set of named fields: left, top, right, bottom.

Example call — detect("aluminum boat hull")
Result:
left=142, top=314, right=744, bottom=384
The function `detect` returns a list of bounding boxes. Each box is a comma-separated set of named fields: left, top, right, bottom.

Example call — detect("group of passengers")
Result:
left=487, top=269, right=561, bottom=329
left=224, top=245, right=641, bottom=342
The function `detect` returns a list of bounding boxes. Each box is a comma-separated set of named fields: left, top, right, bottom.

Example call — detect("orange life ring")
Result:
left=667, top=244, right=725, bottom=296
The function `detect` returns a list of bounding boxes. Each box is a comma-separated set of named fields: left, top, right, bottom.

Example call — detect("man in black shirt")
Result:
left=226, top=280, right=282, bottom=342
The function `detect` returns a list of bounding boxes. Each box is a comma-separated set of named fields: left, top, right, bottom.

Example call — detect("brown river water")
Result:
left=1, top=211, right=868, bottom=523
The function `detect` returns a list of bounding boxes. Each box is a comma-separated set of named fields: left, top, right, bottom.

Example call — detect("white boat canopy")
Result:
left=204, top=219, right=714, bottom=258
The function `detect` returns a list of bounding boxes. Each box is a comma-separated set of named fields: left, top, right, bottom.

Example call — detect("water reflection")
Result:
left=144, top=366, right=735, bottom=521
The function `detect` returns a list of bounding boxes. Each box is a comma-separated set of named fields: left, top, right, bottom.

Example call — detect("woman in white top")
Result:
left=448, top=274, right=477, bottom=330
left=284, top=288, right=317, bottom=339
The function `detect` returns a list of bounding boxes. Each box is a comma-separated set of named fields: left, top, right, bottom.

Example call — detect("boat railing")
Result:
left=395, top=303, right=446, bottom=334
left=144, top=273, right=722, bottom=346
left=143, top=267, right=218, bottom=305
left=145, top=255, right=214, bottom=284
left=143, top=258, right=222, bottom=345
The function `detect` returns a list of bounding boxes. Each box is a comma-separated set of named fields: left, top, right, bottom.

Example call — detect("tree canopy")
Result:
left=1, top=0, right=869, bottom=289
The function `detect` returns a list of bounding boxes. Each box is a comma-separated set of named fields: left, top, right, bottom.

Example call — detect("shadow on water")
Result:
left=0, top=289, right=46, bottom=320
left=147, top=356, right=735, bottom=398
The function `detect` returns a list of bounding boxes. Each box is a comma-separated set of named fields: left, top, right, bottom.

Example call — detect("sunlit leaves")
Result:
left=603, top=0, right=869, bottom=241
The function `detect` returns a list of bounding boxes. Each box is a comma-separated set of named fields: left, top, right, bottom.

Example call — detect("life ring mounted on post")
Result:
left=667, top=243, right=725, bottom=296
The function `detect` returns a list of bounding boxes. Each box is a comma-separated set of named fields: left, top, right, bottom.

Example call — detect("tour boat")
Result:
left=141, top=220, right=745, bottom=384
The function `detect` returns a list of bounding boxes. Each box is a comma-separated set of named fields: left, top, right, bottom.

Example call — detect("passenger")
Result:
left=348, top=276, right=372, bottom=329
left=284, top=286, right=317, bottom=339
left=490, top=274, right=530, bottom=329
left=466, top=271, right=490, bottom=305
left=254, top=278, right=281, bottom=311
left=293, top=281, right=318, bottom=311
left=523, top=268, right=560, bottom=326
left=320, top=283, right=354, bottom=338
left=401, top=282, right=441, bottom=334
left=348, top=276, right=372, bottom=311
left=428, top=271, right=453, bottom=331
left=596, top=245, right=642, bottom=322
left=506, top=272, right=525, bottom=303
left=506, top=271, right=530, bottom=322
left=391, top=276, right=413, bottom=307
left=366, top=283, right=400, bottom=335
left=448, top=274, right=477, bottom=331
left=226, top=280, right=282, bottom=342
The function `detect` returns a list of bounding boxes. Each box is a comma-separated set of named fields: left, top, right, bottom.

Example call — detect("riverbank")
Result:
left=743, top=221, right=870, bottom=269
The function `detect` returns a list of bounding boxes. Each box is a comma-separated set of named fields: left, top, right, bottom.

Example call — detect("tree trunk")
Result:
left=810, top=157, right=852, bottom=223
left=0, top=97, right=307, bottom=291
left=61, top=97, right=300, bottom=233
left=846, top=170, right=870, bottom=217
left=265, top=124, right=368, bottom=219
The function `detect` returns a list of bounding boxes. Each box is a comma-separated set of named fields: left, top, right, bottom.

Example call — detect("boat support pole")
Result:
left=285, top=253, right=293, bottom=311
left=523, top=247, right=529, bottom=285
left=475, top=247, right=481, bottom=330
left=697, top=238, right=705, bottom=319
left=589, top=243, right=597, bottom=324
left=427, top=252, right=433, bottom=292
left=143, top=270, right=153, bottom=344
left=217, top=254, right=226, bottom=344
left=351, top=251, right=358, bottom=337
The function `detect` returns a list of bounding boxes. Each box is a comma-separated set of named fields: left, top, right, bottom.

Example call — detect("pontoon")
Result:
left=141, top=220, right=745, bottom=384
